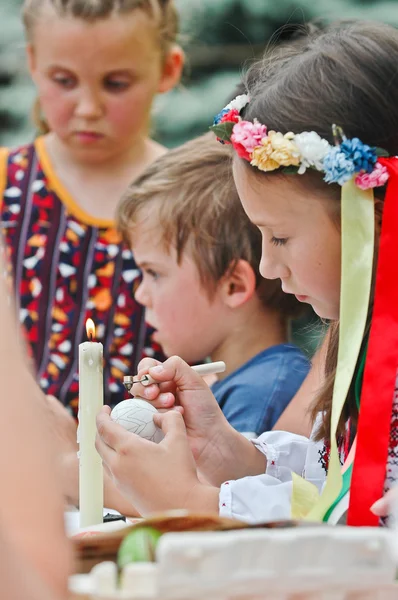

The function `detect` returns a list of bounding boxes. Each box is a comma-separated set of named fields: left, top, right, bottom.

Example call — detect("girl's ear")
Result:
left=158, top=45, right=184, bottom=94
left=26, top=44, right=37, bottom=80
left=221, top=259, right=257, bottom=309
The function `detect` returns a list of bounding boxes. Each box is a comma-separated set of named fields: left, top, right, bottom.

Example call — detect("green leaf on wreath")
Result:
left=211, top=121, right=235, bottom=142
left=375, top=147, right=389, bottom=158
left=282, top=166, right=300, bottom=175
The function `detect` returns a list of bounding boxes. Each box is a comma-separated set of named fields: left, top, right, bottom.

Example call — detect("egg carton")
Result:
left=69, top=526, right=398, bottom=599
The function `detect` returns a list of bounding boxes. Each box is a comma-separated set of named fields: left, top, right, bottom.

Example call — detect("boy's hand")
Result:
left=131, top=356, right=237, bottom=478
left=96, top=406, right=219, bottom=516
left=61, top=449, right=142, bottom=517
left=130, top=356, right=265, bottom=484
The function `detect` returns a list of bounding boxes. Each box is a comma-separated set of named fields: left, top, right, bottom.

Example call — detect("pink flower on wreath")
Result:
left=220, top=109, right=240, bottom=124
left=355, top=161, right=390, bottom=190
left=231, top=120, right=268, bottom=161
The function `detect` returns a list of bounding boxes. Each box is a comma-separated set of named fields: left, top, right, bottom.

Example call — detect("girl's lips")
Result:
left=295, top=295, right=308, bottom=302
left=74, top=131, right=104, bottom=143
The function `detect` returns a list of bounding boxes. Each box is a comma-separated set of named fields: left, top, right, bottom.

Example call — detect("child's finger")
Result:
left=136, top=358, right=162, bottom=374
left=370, top=497, right=388, bottom=516
left=147, top=356, right=208, bottom=391
left=95, top=432, right=114, bottom=466
left=131, top=381, right=162, bottom=401
left=153, top=406, right=184, bottom=425
left=155, top=410, right=187, bottom=437
left=96, top=407, right=130, bottom=452
left=131, top=380, right=176, bottom=401
left=371, top=487, right=398, bottom=517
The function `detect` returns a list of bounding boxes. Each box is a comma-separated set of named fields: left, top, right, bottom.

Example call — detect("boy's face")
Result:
left=132, top=222, right=229, bottom=363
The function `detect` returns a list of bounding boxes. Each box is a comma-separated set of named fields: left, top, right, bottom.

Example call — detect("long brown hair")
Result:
left=240, top=21, right=398, bottom=440
left=22, top=0, right=179, bottom=134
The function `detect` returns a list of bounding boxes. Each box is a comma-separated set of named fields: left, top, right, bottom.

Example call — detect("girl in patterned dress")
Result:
left=0, top=0, right=184, bottom=414
left=95, top=21, right=398, bottom=526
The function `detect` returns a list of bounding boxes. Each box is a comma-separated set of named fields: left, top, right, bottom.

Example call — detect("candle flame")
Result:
left=86, top=319, right=95, bottom=342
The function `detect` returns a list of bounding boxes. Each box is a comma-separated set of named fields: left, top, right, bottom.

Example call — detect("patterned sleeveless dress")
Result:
left=0, top=137, right=162, bottom=416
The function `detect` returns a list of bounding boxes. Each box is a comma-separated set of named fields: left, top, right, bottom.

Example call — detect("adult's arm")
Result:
left=0, top=272, right=71, bottom=598
left=0, top=525, right=58, bottom=600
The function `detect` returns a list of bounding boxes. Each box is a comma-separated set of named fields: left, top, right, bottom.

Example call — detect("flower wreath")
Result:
left=211, top=94, right=390, bottom=190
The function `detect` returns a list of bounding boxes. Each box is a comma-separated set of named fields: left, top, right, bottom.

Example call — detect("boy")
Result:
left=117, top=133, right=310, bottom=437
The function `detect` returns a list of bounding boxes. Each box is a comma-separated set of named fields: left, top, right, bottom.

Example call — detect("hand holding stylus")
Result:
left=124, top=360, right=226, bottom=392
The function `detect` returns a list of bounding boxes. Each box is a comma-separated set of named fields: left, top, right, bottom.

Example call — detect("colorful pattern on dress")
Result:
left=1, top=141, right=163, bottom=416
left=384, top=374, right=398, bottom=495
left=318, top=421, right=353, bottom=475
left=318, top=441, right=331, bottom=474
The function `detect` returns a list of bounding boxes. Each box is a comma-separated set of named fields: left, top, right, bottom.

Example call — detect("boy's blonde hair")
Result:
left=22, top=0, right=179, bottom=133
left=117, top=132, right=302, bottom=319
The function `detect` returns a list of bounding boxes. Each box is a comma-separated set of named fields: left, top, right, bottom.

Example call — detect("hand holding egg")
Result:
left=111, top=399, right=164, bottom=443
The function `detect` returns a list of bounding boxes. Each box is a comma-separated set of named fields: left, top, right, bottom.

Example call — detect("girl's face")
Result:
left=233, top=159, right=341, bottom=320
left=27, top=8, right=183, bottom=163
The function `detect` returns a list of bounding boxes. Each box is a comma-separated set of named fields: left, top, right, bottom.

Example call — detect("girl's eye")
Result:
left=52, top=74, right=76, bottom=89
left=104, top=79, right=130, bottom=92
left=271, top=236, right=288, bottom=247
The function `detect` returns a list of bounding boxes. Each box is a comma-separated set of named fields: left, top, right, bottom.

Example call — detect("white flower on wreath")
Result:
left=294, top=131, right=332, bottom=174
left=226, top=94, right=250, bottom=114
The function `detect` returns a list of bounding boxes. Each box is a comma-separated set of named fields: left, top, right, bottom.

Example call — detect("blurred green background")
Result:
left=1, top=0, right=397, bottom=356
left=2, top=0, right=398, bottom=148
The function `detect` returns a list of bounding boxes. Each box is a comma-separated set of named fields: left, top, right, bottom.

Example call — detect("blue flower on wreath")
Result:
left=213, top=108, right=230, bottom=125
left=340, top=138, right=377, bottom=174
left=323, top=147, right=356, bottom=186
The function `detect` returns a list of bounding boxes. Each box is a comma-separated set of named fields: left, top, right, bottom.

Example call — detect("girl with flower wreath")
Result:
left=95, top=20, right=398, bottom=526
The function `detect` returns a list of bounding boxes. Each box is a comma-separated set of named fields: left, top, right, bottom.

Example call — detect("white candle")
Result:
left=78, top=318, right=104, bottom=528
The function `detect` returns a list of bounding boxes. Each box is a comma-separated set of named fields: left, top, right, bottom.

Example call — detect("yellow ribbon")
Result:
left=298, top=180, right=374, bottom=521
left=291, top=473, right=320, bottom=519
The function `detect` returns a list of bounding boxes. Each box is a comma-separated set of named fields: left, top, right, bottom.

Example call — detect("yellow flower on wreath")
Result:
left=251, top=131, right=302, bottom=172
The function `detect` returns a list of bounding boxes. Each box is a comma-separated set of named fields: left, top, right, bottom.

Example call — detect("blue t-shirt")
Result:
left=211, top=344, right=310, bottom=436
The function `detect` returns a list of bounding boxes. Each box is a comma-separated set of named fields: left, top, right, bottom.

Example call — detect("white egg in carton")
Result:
left=69, top=526, right=398, bottom=600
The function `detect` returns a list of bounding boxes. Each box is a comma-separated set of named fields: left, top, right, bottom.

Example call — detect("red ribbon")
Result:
left=347, top=157, right=398, bottom=526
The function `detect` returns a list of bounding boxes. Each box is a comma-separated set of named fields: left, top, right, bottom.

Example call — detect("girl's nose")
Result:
left=74, top=88, right=103, bottom=119
left=259, top=250, right=290, bottom=281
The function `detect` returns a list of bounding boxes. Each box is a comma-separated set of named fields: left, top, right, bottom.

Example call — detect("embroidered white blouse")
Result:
left=219, top=383, right=398, bottom=524
left=219, top=429, right=326, bottom=523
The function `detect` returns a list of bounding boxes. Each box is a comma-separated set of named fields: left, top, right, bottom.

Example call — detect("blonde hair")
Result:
left=22, top=0, right=179, bottom=133
left=117, top=132, right=303, bottom=321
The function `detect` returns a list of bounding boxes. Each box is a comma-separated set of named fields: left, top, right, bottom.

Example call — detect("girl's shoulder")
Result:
left=1, top=140, right=36, bottom=163
left=0, top=140, right=42, bottom=211
left=0, top=140, right=37, bottom=186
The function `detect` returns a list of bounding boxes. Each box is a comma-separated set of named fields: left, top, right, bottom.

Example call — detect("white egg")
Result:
left=111, top=399, right=164, bottom=443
